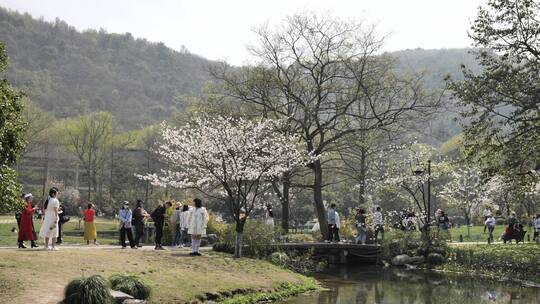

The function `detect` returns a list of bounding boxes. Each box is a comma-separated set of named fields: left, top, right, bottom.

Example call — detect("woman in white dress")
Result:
left=188, top=198, right=208, bottom=256
left=39, top=187, right=60, bottom=250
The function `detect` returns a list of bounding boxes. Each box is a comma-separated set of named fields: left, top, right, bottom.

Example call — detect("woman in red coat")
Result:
left=18, top=193, right=38, bottom=248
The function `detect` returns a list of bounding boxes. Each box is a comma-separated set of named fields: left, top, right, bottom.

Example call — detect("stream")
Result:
left=279, top=265, right=540, bottom=304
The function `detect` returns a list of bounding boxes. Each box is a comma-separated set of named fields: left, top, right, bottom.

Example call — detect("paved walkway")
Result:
left=0, top=244, right=212, bottom=251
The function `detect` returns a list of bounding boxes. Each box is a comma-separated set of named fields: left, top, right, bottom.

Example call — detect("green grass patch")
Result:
left=0, top=249, right=311, bottom=303
left=439, top=243, right=540, bottom=283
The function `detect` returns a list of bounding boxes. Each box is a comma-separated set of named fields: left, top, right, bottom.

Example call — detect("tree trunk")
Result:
left=234, top=220, right=245, bottom=258
left=281, top=173, right=291, bottom=233
left=466, top=213, right=471, bottom=238
left=312, top=160, right=328, bottom=239
left=358, top=147, right=367, bottom=206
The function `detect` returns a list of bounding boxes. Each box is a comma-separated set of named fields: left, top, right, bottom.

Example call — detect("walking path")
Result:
left=0, top=244, right=212, bottom=251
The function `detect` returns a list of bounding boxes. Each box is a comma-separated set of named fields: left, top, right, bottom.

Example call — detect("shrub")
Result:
left=426, top=252, right=446, bottom=265
left=222, top=220, right=276, bottom=258
left=283, top=234, right=314, bottom=243
left=109, top=274, right=151, bottom=300
left=381, top=230, right=448, bottom=260
left=64, top=275, right=113, bottom=304
left=206, top=212, right=227, bottom=238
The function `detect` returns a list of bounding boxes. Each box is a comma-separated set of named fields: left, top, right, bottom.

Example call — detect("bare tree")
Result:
left=212, top=13, right=440, bottom=238
left=63, top=112, right=112, bottom=207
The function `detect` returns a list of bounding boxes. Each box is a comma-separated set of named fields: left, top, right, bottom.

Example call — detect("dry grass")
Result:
left=0, top=248, right=307, bottom=304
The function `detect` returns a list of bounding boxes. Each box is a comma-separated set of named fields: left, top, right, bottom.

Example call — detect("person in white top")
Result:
left=188, top=198, right=209, bottom=256
left=534, top=214, right=540, bottom=244
left=373, top=207, right=384, bottom=243
left=311, top=220, right=320, bottom=241
left=265, top=205, right=275, bottom=227
left=484, top=214, right=497, bottom=242
left=179, top=205, right=191, bottom=247
left=483, top=207, right=493, bottom=233
left=38, top=187, right=60, bottom=251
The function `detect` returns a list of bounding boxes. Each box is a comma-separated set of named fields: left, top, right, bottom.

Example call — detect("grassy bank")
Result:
left=438, top=243, right=540, bottom=284
left=0, top=248, right=315, bottom=304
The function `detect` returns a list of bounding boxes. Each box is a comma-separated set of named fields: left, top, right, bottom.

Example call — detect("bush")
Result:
left=109, top=274, right=151, bottom=300
left=207, top=212, right=227, bottom=238
left=222, top=220, right=276, bottom=258
left=269, top=250, right=327, bottom=275
left=426, top=252, right=446, bottom=265
left=445, top=244, right=540, bottom=281
left=381, top=230, right=448, bottom=260
left=64, top=275, right=113, bottom=304
left=283, top=234, right=314, bottom=243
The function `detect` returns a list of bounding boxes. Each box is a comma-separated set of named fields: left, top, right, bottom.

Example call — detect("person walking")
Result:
left=355, top=208, right=367, bottom=245
left=151, top=203, right=167, bottom=250
left=173, top=202, right=183, bottom=247
left=484, top=214, right=496, bottom=243
left=18, top=193, right=38, bottom=249
left=188, top=198, right=209, bottom=256
left=265, top=205, right=275, bottom=227
left=373, top=207, right=384, bottom=243
left=326, top=203, right=340, bottom=242
left=119, top=202, right=136, bottom=249
left=437, top=210, right=451, bottom=241
left=483, top=207, right=493, bottom=233
left=83, top=203, right=97, bottom=245
left=133, top=200, right=149, bottom=248
left=38, top=187, right=60, bottom=251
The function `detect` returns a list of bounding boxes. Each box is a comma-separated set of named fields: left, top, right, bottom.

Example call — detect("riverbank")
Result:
left=0, top=247, right=318, bottom=303
left=439, top=243, right=540, bottom=284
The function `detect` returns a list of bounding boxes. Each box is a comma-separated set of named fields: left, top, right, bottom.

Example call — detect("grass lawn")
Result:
left=0, top=215, right=119, bottom=246
left=0, top=248, right=313, bottom=304
left=449, top=225, right=507, bottom=242
left=449, top=224, right=539, bottom=243
left=440, top=243, right=540, bottom=283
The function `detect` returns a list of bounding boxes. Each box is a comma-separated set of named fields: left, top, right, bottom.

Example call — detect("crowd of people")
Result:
left=15, top=188, right=540, bottom=249
left=317, top=203, right=540, bottom=245
left=16, top=187, right=210, bottom=255
left=321, top=204, right=385, bottom=245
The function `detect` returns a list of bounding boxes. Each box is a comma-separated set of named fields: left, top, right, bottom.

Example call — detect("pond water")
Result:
left=279, top=266, right=540, bottom=304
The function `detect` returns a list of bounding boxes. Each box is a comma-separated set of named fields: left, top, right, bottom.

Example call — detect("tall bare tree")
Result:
left=212, top=13, right=440, bottom=237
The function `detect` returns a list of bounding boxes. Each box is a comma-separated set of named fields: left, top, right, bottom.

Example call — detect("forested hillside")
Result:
left=0, top=7, right=478, bottom=136
left=0, top=7, right=212, bottom=130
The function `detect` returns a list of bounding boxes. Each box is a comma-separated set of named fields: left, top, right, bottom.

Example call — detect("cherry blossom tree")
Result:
left=440, top=166, right=487, bottom=238
left=382, top=144, right=449, bottom=239
left=137, top=116, right=309, bottom=258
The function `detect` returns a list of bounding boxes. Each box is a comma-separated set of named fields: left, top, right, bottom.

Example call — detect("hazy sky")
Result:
left=0, top=0, right=483, bottom=65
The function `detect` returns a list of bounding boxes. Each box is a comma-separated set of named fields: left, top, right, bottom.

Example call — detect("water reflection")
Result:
left=280, top=266, right=540, bottom=304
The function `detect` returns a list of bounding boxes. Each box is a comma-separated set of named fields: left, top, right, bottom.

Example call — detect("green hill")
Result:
left=0, top=7, right=478, bottom=138
left=0, top=7, right=212, bottom=130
